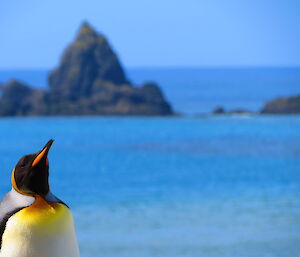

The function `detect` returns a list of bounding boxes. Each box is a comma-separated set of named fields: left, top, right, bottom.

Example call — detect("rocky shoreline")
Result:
left=0, top=22, right=299, bottom=117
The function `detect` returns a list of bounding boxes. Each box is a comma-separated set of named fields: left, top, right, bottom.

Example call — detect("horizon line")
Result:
left=1, top=65, right=300, bottom=71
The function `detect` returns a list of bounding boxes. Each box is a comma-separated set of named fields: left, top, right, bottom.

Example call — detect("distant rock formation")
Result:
left=212, top=106, right=253, bottom=115
left=0, top=22, right=173, bottom=116
left=212, top=106, right=225, bottom=114
left=261, top=95, right=300, bottom=114
left=49, top=22, right=129, bottom=101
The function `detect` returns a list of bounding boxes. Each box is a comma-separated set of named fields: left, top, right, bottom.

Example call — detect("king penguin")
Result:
left=0, top=139, right=80, bottom=257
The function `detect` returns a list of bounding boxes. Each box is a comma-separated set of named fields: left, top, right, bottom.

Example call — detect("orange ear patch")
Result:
left=11, top=169, right=32, bottom=196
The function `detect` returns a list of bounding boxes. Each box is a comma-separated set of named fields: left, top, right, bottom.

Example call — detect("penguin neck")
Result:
left=11, top=187, right=35, bottom=203
left=11, top=187, right=50, bottom=201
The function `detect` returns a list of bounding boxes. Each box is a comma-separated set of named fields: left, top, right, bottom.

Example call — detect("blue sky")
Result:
left=0, top=0, right=300, bottom=68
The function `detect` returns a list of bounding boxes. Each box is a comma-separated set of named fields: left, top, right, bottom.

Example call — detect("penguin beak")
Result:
left=32, top=139, right=54, bottom=167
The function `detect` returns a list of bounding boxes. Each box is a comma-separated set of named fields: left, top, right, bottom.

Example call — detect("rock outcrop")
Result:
left=0, top=80, right=48, bottom=116
left=49, top=22, right=129, bottom=101
left=212, top=106, right=253, bottom=115
left=261, top=95, right=300, bottom=114
left=212, top=106, right=225, bottom=114
left=0, top=22, right=173, bottom=116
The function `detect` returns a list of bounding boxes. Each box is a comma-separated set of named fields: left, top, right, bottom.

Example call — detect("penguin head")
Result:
left=12, top=139, right=54, bottom=196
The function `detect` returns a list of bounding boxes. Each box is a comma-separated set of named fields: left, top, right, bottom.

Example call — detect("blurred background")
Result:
left=0, top=1, right=300, bottom=257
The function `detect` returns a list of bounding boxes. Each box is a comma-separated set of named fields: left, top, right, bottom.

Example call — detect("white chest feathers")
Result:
left=0, top=197, right=80, bottom=257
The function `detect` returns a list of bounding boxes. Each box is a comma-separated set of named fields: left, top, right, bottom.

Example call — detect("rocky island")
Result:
left=212, top=106, right=254, bottom=115
left=211, top=95, right=300, bottom=116
left=0, top=22, right=173, bottom=116
left=261, top=95, right=300, bottom=114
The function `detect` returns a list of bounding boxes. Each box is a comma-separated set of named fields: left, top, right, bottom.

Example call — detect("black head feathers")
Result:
left=12, top=139, right=54, bottom=196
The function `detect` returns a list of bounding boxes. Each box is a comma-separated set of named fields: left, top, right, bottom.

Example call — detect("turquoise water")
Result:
left=0, top=116, right=299, bottom=257
left=1, top=68, right=300, bottom=114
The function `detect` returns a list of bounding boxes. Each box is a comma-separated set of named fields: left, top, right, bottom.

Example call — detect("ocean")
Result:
left=0, top=69, right=299, bottom=257
left=0, top=116, right=299, bottom=257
